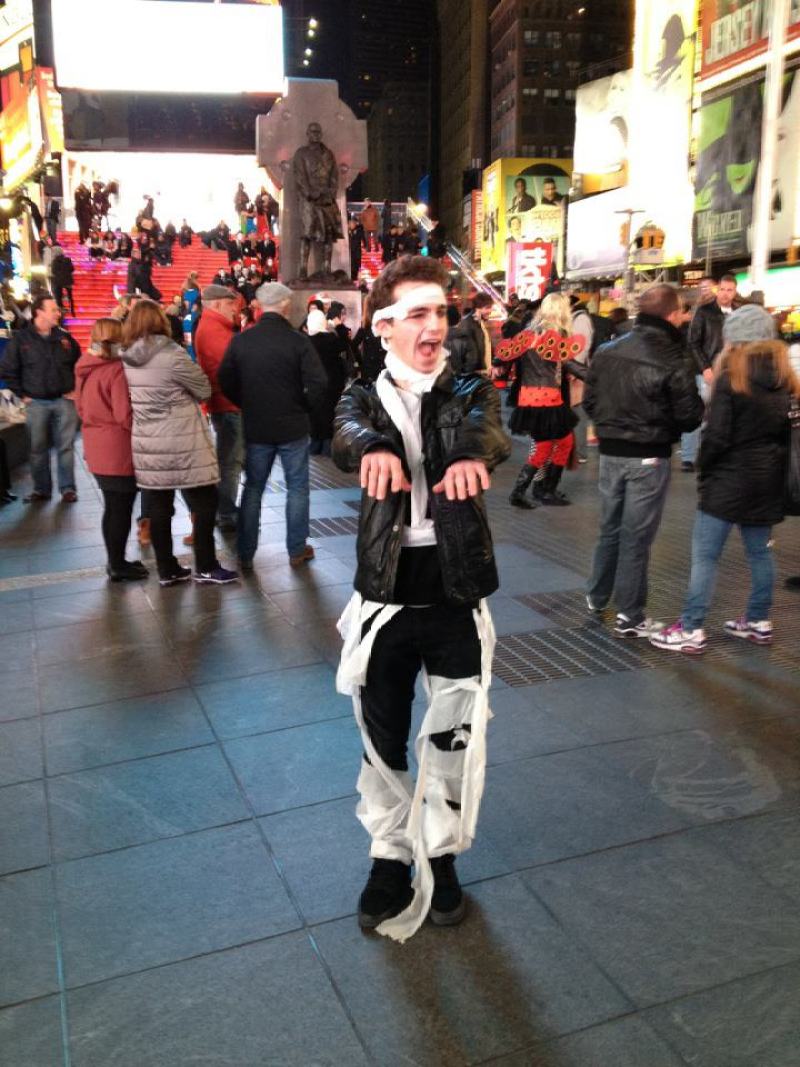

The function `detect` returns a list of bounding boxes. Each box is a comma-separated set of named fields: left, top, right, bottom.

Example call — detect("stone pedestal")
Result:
left=287, top=286, right=364, bottom=334
left=256, top=78, right=368, bottom=285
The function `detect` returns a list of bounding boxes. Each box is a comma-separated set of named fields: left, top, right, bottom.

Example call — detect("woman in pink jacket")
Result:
left=75, top=318, right=148, bottom=581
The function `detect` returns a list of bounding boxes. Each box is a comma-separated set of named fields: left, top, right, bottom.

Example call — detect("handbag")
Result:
left=0, top=388, right=26, bottom=425
left=785, top=398, right=800, bottom=516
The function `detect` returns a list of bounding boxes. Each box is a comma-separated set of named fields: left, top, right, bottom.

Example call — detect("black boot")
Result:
left=429, top=854, right=466, bottom=926
left=358, top=858, right=413, bottom=929
left=539, top=465, right=571, bottom=506
left=509, top=464, right=537, bottom=509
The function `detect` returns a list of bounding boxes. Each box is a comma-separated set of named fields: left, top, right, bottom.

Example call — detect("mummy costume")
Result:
left=332, top=320, right=511, bottom=943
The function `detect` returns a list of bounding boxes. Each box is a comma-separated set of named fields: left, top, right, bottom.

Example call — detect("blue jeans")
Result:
left=210, top=412, right=243, bottom=523
left=587, top=454, right=672, bottom=623
left=681, top=375, right=709, bottom=464
left=26, top=397, right=78, bottom=495
left=237, top=436, right=310, bottom=562
left=682, top=510, right=774, bottom=629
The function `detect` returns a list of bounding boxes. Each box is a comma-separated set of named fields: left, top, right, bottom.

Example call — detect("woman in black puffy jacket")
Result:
left=652, top=305, right=797, bottom=655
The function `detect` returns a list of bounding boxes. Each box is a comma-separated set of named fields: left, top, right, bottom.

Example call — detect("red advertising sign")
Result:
left=701, top=0, right=800, bottom=80
left=507, top=240, right=553, bottom=301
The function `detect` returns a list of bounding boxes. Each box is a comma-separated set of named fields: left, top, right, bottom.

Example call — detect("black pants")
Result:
left=53, top=284, right=75, bottom=316
left=148, top=484, right=219, bottom=578
left=96, top=476, right=138, bottom=568
left=360, top=604, right=481, bottom=772
left=0, top=438, right=11, bottom=496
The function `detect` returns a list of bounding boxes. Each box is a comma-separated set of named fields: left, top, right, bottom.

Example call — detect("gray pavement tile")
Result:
left=28, top=546, right=109, bottom=574
left=156, top=594, right=284, bottom=645
left=0, top=781, right=48, bottom=875
left=55, top=823, right=300, bottom=987
left=0, top=587, right=32, bottom=604
left=31, top=574, right=149, bottom=598
left=43, top=689, right=214, bottom=776
left=485, top=1016, right=685, bottom=1066
left=592, top=719, right=800, bottom=827
left=224, top=717, right=361, bottom=815
left=488, top=595, right=553, bottom=636
left=0, top=996, right=63, bottom=1067
left=309, top=532, right=357, bottom=557
left=486, top=686, right=590, bottom=765
left=38, top=648, right=188, bottom=714
left=0, top=869, right=58, bottom=1007
left=313, top=873, right=631, bottom=1066
left=260, top=796, right=515, bottom=926
left=251, top=555, right=354, bottom=593
left=689, top=809, right=800, bottom=905
left=0, top=718, right=42, bottom=785
left=0, top=600, right=33, bottom=635
left=269, top=581, right=356, bottom=623
left=479, top=746, right=689, bottom=869
left=172, top=621, right=323, bottom=684
left=67, top=934, right=367, bottom=1067
left=0, top=669, right=38, bottom=722
left=497, top=563, right=587, bottom=595
left=31, top=586, right=152, bottom=627
left=48, top=747, right=248, bottom=861
left=293, top=617, right=346, bottom=667
left=0, top=632, right=34, bottom=673
left=34, top=614, right=165, bottom=668
left=196, top=662, right=350, bottom=739
left=644, top=961, right=800, bottom=1067
left=524, top=831, right=800, bottom=1007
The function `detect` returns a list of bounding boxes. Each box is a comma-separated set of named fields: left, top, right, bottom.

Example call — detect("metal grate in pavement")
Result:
left=493, top=626, right=655, bottom=686
left=308, top=516, right=360, bottom=538
left=268, top=458, right=358, bottom=492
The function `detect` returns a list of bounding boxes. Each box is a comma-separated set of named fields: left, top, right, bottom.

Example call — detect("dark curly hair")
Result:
left=368, top=255, right=449, bottom=319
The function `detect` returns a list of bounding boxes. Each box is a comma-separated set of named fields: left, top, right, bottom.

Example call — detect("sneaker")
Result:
left=429, top=854, right=466, bottom=926
left=289, top=544, right=315, bottom=568
left=650, top=620, right=707, bottom=654
left=60, top=489, right=78, bottom=503
left=724, top=617, right=773, bottom=645
left=586, top=593, right=605, bottom=614
left=107, top=561, right=149, bottom=582
left=158, top=565, right=192, bottom=587
left=137, top=518, right=151, bottom=546
left=614, top=614, right=665, bottom=639
left=357, top=858, right=413, bottom=929
left=182, top=531, right=194, bottom=546
left=681, top=461, right=695, bottom=473
left=193, top=565, right=239, bottom=585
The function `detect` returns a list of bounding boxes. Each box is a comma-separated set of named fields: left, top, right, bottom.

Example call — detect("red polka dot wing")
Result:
left=537, top=330, right=588, bottom=363
left=495, top=328, right=541, bottom=362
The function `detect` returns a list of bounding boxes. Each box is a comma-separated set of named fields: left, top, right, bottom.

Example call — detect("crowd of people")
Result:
left=1, top=249, right=800, bottom=941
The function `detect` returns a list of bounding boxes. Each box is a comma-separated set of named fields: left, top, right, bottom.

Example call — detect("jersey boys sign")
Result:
left=701, top=0, right=800, bottom=80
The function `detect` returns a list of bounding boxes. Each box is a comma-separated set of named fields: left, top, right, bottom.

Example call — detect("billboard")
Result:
left=700, top=0, right=800, bottom=81
left=52, top=0, right=284, bottom=95
left=480, top=157, right=571, bottom=276
left=572, top=71, right=631, bottom=194
left=627, top=0, right=697, bottom=266
left=693, top=66, right=800, bottom=258
left=566, top=187, right=630, bottom=279
left=0, top=0, right=41, bottom=191
left=507, top=241, right=553, bottom=301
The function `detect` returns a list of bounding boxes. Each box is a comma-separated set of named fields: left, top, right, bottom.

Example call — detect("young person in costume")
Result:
left=332, top=256, right=511, bottom=942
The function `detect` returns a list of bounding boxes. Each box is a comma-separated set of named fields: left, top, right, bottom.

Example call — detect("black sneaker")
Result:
left=429, top=854, right=466, bottom=926
left=107, top=561, right=149, bottom=582
left=159, top=565, right=192, bottom=587
left=357, top=859, right=413, bottom=929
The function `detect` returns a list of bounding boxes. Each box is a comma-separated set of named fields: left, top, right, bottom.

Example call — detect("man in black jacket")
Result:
left=583, top=284, right=702, bottom=637
left=0, top=294, right=81, bottom=502
left=217, top=282, right=327, bottom=569
left=50, top=250, right=76, bottom=316
left=446, top=291, right=494, bottom=376
left=332, top=256, right=510, bottom=940
left=682, top=274, right=737, bottom=470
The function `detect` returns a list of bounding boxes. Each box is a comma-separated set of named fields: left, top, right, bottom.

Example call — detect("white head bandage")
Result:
left=371, top=284, right=447, bottom=334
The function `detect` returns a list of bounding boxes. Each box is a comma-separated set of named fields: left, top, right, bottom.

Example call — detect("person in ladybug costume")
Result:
left=496, top=291, right=587, bottom=507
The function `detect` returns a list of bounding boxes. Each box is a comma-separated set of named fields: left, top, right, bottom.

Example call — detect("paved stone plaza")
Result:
left=1, top=432, right=800, bottom=1066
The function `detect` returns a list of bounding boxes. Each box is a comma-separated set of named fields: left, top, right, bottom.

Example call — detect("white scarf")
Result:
left=376, top=352, right=445, bottom=546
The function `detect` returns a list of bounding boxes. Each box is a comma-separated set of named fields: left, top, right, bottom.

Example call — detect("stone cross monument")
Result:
left=256, top=78, right=367, bottom=286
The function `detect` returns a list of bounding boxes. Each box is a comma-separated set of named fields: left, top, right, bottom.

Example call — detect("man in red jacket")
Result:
left=195, top=285, right=242, bottom=530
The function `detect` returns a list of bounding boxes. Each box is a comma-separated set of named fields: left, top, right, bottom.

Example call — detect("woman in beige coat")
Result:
left=121, top=300, right=238, bottom=586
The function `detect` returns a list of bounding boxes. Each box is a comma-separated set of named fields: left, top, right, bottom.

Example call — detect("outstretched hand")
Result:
left=432, top=460, right=490, bottom=501
left=360, top=451, right=412, bottom=500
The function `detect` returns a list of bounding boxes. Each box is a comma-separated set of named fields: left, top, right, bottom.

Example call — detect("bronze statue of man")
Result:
left=291, top=122, right=344, bottom=280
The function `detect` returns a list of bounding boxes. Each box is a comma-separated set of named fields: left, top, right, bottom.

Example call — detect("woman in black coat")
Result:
left=652, top=305, right=797, bottom=655
left=308, top=320, right=348, bottom=456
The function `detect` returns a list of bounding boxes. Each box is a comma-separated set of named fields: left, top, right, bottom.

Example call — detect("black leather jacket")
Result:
left=688, top=300, right=725, bottom=371
left=583, top=314, right=703, bottom=446
left=332, top=369, right=511, bottom=605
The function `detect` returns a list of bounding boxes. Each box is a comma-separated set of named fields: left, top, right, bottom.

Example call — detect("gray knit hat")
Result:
left=256, top=282, right=293, bottom=308
left=723, top=304, right=776, bottom=343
